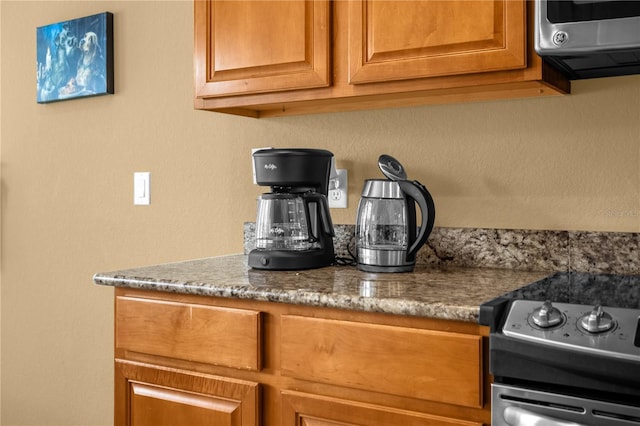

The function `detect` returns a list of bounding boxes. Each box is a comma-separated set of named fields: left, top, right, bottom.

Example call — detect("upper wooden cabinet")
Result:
left=194, top=0, right=331, bottom=97
left=348, top=0, right=526, bottom=84
left=194, top=0, right=569, bottom=117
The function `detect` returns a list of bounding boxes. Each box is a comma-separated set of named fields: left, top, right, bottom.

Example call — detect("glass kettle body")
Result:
left=356, top=179, right=435, bottom=272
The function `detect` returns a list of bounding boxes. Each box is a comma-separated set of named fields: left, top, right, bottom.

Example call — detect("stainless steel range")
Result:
left=481, top=273, right=640, bottom=426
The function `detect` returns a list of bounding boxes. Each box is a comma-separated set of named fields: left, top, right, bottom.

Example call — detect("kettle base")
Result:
left=356, top=263, right=416, bottom=273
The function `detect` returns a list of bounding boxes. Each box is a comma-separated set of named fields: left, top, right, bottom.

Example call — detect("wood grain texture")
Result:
left=193, top=0, right=569, bottom=117
left=116, top=296, right=262, bottom=370
left=116, top=360, right=259, bottom=426
left=113, top=288, right=491, bottom=425
left=280, top=315, right=483, bottom=408
left=194, top=0, right=330, bottom=97
left=282, top=390, right=483, bottom=426
left=349, top=0, right=526, bottom=84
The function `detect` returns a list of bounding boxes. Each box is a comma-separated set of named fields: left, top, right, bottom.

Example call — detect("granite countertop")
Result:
left=93, top=254, right=551, bottom=323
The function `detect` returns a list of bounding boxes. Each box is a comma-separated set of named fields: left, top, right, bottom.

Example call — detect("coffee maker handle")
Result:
left=303, top=192, right=335, bottom=238
left=398, top=180, right=435, bottom=260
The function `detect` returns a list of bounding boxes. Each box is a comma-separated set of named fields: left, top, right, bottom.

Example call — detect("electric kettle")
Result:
left=355, top=155, right=435, bottom=273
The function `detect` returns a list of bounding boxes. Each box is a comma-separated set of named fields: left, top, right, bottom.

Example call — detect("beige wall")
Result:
left=1, top=1, right=639, bottom=424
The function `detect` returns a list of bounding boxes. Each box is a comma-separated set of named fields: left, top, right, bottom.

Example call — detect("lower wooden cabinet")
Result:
left=115, top=360, right=260, bottom=426
left=282, top=391, right=483, bottom=426
left=280, top=315, right=483, bottom=408
left=115, top=296, right=262, bottom=370
left=114, top=288, right=491, bottom=425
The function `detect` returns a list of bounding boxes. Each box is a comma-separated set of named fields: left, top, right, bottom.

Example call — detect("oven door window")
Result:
left=547, top=1, right=640, bottom=23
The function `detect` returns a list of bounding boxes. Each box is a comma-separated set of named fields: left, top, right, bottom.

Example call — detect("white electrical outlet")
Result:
left=329, top=169, right=348, bottom=209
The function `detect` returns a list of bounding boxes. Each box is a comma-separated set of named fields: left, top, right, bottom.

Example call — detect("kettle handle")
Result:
left=398, top=180, right=435, bottom=261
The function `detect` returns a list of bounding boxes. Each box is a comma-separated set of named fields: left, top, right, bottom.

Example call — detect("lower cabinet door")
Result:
left=281, top=390, right=482, bottom=426
left=116, top=360, right=259, bottom=426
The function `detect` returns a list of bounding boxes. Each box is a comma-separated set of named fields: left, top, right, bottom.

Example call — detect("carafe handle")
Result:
left=303, top=192, right=335, bottom=238
left=397, top=180, right=435, bottom=261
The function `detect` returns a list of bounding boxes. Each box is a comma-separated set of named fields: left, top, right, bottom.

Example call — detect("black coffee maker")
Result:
left=249, top=148, right=336, bottom=270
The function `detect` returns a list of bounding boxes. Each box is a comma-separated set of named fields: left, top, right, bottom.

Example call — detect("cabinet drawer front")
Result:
left=116, top=296, right=261, bottom=370
left=281, top=315, right=482, bottom=408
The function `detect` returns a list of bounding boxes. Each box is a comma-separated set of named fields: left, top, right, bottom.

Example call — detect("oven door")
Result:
left=492, top=384, right=640, bottom=426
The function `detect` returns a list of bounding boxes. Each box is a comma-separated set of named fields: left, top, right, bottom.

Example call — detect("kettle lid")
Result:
left=361, top=179, right=403, bottom=199
left=378, top=154, right=407, bottom=181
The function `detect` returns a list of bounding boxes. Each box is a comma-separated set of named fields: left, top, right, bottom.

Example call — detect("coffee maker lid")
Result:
left=253, top=148, right=333, bottom=158
left=378, top=154, right=407, bottom=181
left=253, top=148, right=334, bottom=195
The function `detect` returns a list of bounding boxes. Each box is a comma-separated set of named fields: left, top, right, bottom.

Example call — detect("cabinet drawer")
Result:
left=281, top=315, right=482, bottom=408
left=116, top=296, right=262, bottom=370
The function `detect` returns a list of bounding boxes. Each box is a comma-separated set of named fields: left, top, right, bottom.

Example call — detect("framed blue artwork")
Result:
left=36, top=12, right=113, bottom=103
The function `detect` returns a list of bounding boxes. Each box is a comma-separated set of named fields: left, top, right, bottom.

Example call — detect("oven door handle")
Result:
left=504, top=407, right=587, bottom=426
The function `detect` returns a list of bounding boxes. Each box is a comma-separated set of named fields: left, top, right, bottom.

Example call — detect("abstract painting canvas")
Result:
left=37, top=12, right=113, bottom=103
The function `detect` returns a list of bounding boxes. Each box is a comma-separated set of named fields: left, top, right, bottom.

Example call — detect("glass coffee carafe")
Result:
left=255, top=193, right=314, bottom=251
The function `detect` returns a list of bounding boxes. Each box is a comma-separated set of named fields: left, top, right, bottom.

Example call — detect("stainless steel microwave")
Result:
left=535, top=0, right=640, bottom=79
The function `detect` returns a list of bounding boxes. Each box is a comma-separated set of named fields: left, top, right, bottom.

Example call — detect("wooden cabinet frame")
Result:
left=115, top=360, right=260, bottom=426
left=194, top=0, right=331, bottom=98
left=282, top=390, right=483, bottom=426
left=114, top=288, right=492, bottom=425
left=194, top=0, right=569, bottom=117
left=348, top=0, right=526, bottom=84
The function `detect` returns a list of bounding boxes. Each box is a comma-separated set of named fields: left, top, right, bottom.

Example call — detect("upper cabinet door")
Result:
left=348, top=0, right=526, bottom=84
left=194, top=0, right=331, bottom=98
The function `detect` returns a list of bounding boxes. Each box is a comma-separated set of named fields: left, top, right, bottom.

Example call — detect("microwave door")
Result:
left=547, top=1, right=640, bottom=24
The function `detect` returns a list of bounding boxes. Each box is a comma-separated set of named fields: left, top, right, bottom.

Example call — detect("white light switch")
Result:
left=134, top=172, right=150, bottom=205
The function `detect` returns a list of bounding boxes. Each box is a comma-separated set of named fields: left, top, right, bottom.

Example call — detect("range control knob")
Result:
left=531, top=300, right=564, bottom=328
left=579, top=305, right=615, bottom=333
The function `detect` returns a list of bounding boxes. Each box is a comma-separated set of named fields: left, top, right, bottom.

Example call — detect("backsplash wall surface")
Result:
left=245, top=224, right=640, bottom=275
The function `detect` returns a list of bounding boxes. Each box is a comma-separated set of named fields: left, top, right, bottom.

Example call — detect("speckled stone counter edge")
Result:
left=92, top=226, right=638, bottom=325
left=244, top=223, right=640, bottom=275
